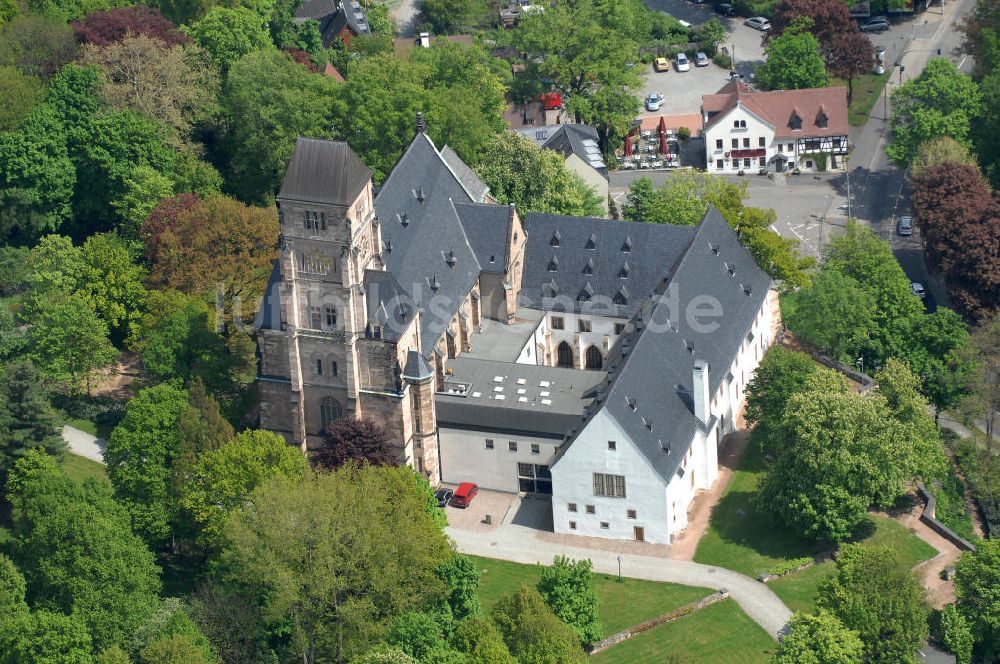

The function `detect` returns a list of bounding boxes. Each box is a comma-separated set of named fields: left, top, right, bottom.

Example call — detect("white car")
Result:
left=745, top=16, right=771, bottom=30
left=645, top=92, right=663, bottom=111
left=676, top=52, right=691, bottom=72
left=910, top=282, right=926, bottom=299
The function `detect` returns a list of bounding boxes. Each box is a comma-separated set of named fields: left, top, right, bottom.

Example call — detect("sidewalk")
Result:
left=446, top=521, right=793, bottom=639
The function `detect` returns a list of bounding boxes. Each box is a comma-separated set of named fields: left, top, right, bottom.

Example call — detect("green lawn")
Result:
left=63, top=416, right=114, bottom=441
left=693, top=441, right=820, bottom=579
left=767, top=515, right=937, bottom=614
left=592, top=598, right=776, bottom=664
left=60, top=452, right=108, bottom=484
left=469, top=556, right=712, bottom=636
left=831, top=73, right=890, bottom=126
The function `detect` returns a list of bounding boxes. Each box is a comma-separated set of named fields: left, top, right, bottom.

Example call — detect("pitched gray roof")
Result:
left=256, top=263, right=283, bottom=332
left=435, top=357, right=604, bottom=437
left=403, top=349, right=433, bottom=381
left=376, top=133, right=481, bottom=357
left=540, top=124, right=608, bottom=177
left=453, top=202, right=512, bottom=275
left=441, top=146, right=491, bottom=202
left=562, top=208, right=772, bottom=483
left=363, top=269, right=418, bottom=341
left=519, top=213, right=696, bottom=319
left=278, top=138, right=373, bottom=206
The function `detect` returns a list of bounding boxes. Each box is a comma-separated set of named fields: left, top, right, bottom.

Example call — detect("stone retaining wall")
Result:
left=917, top=481, right=977, bottom=552
left=586, top=591, right=730, bottom=655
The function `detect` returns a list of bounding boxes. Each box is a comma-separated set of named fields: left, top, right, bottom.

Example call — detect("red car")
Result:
left=451, top=482, right=478, bottom=508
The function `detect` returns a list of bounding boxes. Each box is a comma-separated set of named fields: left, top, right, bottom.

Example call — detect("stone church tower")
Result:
left=256, top=138, right=441, bottom=483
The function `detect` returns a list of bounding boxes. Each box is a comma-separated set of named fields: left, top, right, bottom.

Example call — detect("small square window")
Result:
left=531, top=443, right=540, bottom=454
left=742, top=137, right=750, bottom=148
left=716, top=159, right=724, bottom=170
left=627, top=509, right=637, bottom=519
left=608, top=440, right=617, bottom=451
left=614, top=323, right=625, bottom=335
left=600, top=522, right=609, bottom=529
left=744, top=158, right=751, bottom=168
left=715, top=138, right=723, bottom=149
left=578, top=320, right=592, bottom=333
left=485, top=439, right=494, bottom=449
left=758, top=136, right=766, bottom=147
left=569, top=521, right=577, bottom=530
left=568, top=502, right=578, bottom=512
left=551, top=316, right=564, bottom=330
left=508, top=441, right=517, bottom=452
left=586, top=505, right=595, bottom=514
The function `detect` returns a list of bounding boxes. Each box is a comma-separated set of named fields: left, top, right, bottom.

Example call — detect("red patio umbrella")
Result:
left=658, top=115, right=667, bottom=137
left=660, top=131, right=668, bottom=156
left=624, top=135, right=632, bottom=157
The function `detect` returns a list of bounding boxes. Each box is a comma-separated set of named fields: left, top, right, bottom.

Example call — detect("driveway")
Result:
left=640, top=60, right=736, bottom=116
left=447, top=505, right=793, bottom=639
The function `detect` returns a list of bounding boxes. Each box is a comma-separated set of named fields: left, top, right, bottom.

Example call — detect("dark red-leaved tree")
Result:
left=140, top=193, right=199, bottom=264
left=911, top=162, right=992, bottom=275
left=73, top=5, right=188, bottom=47
left=315, top=418, right=397, bottom=470
left=771, top=0, right=856, bottom=47
left=826, top=31, right=874, bottom=102
left=951, top=196, right=1000, bottom=320
left=284, top=48, right=320, bottom=73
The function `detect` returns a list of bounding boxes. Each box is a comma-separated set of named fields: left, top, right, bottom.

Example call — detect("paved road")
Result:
left=447, top=520, right=793, bottom=639
left=62, top=425, right=106, bottom=464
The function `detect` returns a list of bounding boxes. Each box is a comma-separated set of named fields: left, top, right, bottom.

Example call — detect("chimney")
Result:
left=415, top=112, right=426, bottom=134
left=693, top=360, right=710, bottom=425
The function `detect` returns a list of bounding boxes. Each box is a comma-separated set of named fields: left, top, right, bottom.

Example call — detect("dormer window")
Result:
left=621, top=236, right=632, bottom=252
left=789, top=110, right=802, bottom=131
left=613, top=286, right=629, bottom=305
left=816, top=108, right=828, bottom=128
left=444, top=250, right=457, bottom=267
left=619, top=262, right=630, bottom=278
left=548, top=255, right=559, bottom=271
left=585, top=233, right=597, bottom=249
left=550, top=230, right=561, bottom=247
left=583, top=258, right=594, bottom=275
left=578, top=282, right=594, bottom=301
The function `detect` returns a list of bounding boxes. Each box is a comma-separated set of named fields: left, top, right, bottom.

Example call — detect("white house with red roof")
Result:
left=701, top=81, right=849, bottom=173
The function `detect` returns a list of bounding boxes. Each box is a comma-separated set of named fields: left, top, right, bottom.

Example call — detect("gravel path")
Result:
left=62, top=425, right=106, bottom=464
left=446, top=521, right=792, bottom=639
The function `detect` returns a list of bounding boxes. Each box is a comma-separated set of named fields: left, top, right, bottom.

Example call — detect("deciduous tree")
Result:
left=772, top=0, right=855, bottom=45
left=451, top=616, right=516, bottom=664
left=0, top=15, right=77, bottom=78
left=826, top=31, right=873, bottom=102
left=963, top=315, right=1000, bottom=445
left=537, top=556, right=601, bottom=644
left=420, top=0, right=482, bottom=33
left=818, top=544, right=930, bottom=664
left=911, top=162, right=991, bottom=275
left=785, top=268, right=876, bottom=361
left=744, top=346, right=821, bottom=444
left=0, top=609, right=93, bottom=664
left=912, top=136, right=977, bottom=176
left=0, top=66, right=42, bottom=131
left=221, top=465, right=453, bottom=663
left=940, top=604, right=974, bottom=664
left=888, top=58, right=981, bottom=166
left=770, top=611, right=863, bottom=664
left=26, top=292, right=117, bottom=393
left=80, top=232, right=148, bottom=341
left=436, top=554, right=481, bottom=621
left=315, top=418, right=397, bottom=470
left=187, top=6, right=271, bottom=72
left=954, top=539, right=1000, bottom=661
left=73, top=4, right=188, bottom=46
left=757, top=18, right=829, bottom=91
left=491, top=587, right=586, bottom=664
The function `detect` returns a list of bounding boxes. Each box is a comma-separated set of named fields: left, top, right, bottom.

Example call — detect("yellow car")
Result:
left=654, top=57, right=670, bottom=72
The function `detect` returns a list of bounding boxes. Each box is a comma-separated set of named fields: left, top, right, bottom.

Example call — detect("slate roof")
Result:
left=376, top=132, right=481, bottom=357
left=278, top=138, right=372, bottom=206
left=541, top=124, right=609, bottom=177
left=519, top=213, right=696, bottom=319
left=294, top=0, right=369, bottom=46
left=453, top=202, right=512, bottom=274
left=403, top=349, right=433, bottom=381
left=363, top=269, right=418, bottom=341
left=440, top=146, right=491, bottom=202
left=702, top=81, right=849, bottom=140
left=435, top=357, right=604, bottom=437
left=558, top=208, right=773, bottom=483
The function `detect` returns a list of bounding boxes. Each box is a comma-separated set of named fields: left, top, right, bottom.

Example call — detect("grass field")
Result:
left=693, top=441, right=820, bottom=579
left=592, top=598, right=776, bottom=664
left=63, top=416, right=115, bottom=441
left=469, top=556, right=712, bottom=636
left=831, top=73, right=890, bottom=126
left=60, top=452, right=108, bottom=484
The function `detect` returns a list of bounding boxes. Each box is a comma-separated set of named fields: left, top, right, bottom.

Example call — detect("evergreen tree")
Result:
left=0, top=360, right=64, bottom=484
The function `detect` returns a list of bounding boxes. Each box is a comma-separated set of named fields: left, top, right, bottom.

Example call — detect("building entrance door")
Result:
left=517, top=463, right=553, bottom=494
left=634, top=526, right=645, bottom=542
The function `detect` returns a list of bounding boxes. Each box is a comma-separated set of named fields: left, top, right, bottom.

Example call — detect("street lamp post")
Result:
left=857, top=356, right=865, bottom=379
left=617, top=556, right=623, bottom=582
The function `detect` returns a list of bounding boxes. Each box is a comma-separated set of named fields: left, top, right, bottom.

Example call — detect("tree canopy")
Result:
left=757, top=18, right=829, bottom=91
left=770, top=611, right=864, bottom=664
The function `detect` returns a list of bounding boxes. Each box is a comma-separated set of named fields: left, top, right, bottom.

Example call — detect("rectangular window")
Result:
left=627, top=509, right=637, bottom=519
left=742, top=137, right=750, bottom=148
left=325, top=306, right=337, bottom=327
left=315, top=359, right=323, bottom=375
left=608, top=440, right=617, bottom=451
left=578, top=319, right=592, bottom=333
left=716, top=159, right=724, bottom=170
left=309, top=306, right=321, bottom=329
left=731, top=138, right=738, bottom=148
left=411, top=391, right=421, bottom=434
left=593, top=473, right=626, bottom=498
left=743, top=158, right=751, bottom=168
left=531, top=443, right=540, bottom=455
left=569, top=521, right=577, bottom=530
left=330, top=361, right=338, bottom=376
left=614, top=323, right=626, bottom=335
left=586, top=504, right=595, bottom=514
left=485, top=439, right=494, bottom=449
left=305, top=210, right=318, bottom=230
left=508, top=441, right=517, bottom=452
left=568, top=502, right=577, bottom=512
left=758, top=136, right=766, bottom=147
left=550, top=316, right=564, bottom=330
left=600, top=522, right=609, bottom=529
left=777, top=144, right=783, bottom=153
left=788, top=143, right=794, bottom=152
left=759, top=156, right=766, bottom=167
left=715, top=139, right=723, bottom=149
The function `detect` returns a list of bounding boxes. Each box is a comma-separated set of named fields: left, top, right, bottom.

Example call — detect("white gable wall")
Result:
left=704, top=103, right=778, bottom=173
left=551, top=409, right=671, bottom=543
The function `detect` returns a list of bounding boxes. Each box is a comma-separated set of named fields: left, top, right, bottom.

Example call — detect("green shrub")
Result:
left=768, top=557, right=814, bottom=577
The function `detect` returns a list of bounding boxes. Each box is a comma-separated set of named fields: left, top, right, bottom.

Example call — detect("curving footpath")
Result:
left=446, top=522, right=792, bottom=640
left=62, top=425, right=106, bottom=464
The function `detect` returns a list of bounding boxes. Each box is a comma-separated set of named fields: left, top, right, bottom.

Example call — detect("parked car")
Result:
left=860, top=16, right=890, bottom=32
left=695, top=51, right=709, bottom=67
left=745, top=16, right=771, bottom=30
left=678, top=19, right=692, bottom=27
left=910, top=282, right=926, bottom=299
left=435, top=488, right=453, bottom=507
left=645, top=92, right=663, bottom=111
left=897, top=215, right=913, bottom=236
left=714, top=3, right=735, bottom=15
left=654, top=57, right=670, bottom=72
left=451, top=482, right=478, bottom=508
left=691, top=0, right=706, bottom=4
left=676, top=53, right=691, bottom=72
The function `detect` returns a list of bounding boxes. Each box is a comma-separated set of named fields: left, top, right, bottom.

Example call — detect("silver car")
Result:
left=745, top=16, right=771, bottom=30
left=695, top=51, right=709, bottom=67
left=897, top=215, right=913, bottom=236
left=645, top=92, right=663, bottom=111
